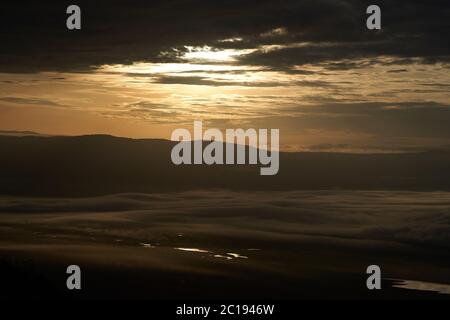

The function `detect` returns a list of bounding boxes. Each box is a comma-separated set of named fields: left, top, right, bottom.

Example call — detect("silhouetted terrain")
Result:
left=1, top=135, right=450, bottom=196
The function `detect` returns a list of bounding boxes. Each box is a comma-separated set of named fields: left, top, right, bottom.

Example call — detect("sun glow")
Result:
left=182, top=46, right=256, bottom=62
left=99, top=62, right=253, bottom=75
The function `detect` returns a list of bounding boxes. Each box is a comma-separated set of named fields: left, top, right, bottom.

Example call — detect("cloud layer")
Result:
left=1, top=1, right=449, bottom=72
left=1, top=190, right=449, bottom=251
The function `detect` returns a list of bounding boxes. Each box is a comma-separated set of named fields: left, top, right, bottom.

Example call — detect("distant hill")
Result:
left=1, top=135, right=450, bottom=196
left=0, top=130, right=49, bottom=137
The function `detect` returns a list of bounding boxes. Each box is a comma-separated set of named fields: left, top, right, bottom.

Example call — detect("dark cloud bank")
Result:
left=1, top=0, right=449, bottom=72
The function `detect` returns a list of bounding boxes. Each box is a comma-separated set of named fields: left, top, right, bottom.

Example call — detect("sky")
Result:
left=0, top=0, right=449, bottom=152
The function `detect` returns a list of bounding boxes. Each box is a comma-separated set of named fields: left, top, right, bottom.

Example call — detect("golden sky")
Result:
left=1, top=44, right=449, bottom=152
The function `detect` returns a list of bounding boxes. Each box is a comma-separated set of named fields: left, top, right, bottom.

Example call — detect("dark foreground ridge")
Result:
left=1, top=134, right=450, bottom=196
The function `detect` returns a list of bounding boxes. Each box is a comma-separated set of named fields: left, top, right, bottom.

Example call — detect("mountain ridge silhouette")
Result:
left=1, top=134, right=450, bottom=197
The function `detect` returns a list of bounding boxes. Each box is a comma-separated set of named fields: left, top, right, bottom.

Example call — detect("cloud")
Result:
left=153, top=75, right=332, bottom=88
left=387, top=69, right=408, bottom=73
left=0, top=96, right=64, bottom=107
left=103, top=101, right=185, bottom=123
left=154, top=75, right=285, bottom=87
left=1, top=190, right=449, bottom=251
left=268, top=101, right=450, bottom=138
left=308, top=143, right=351, bottom=151
left=1, top=1, right=448, bottom=72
